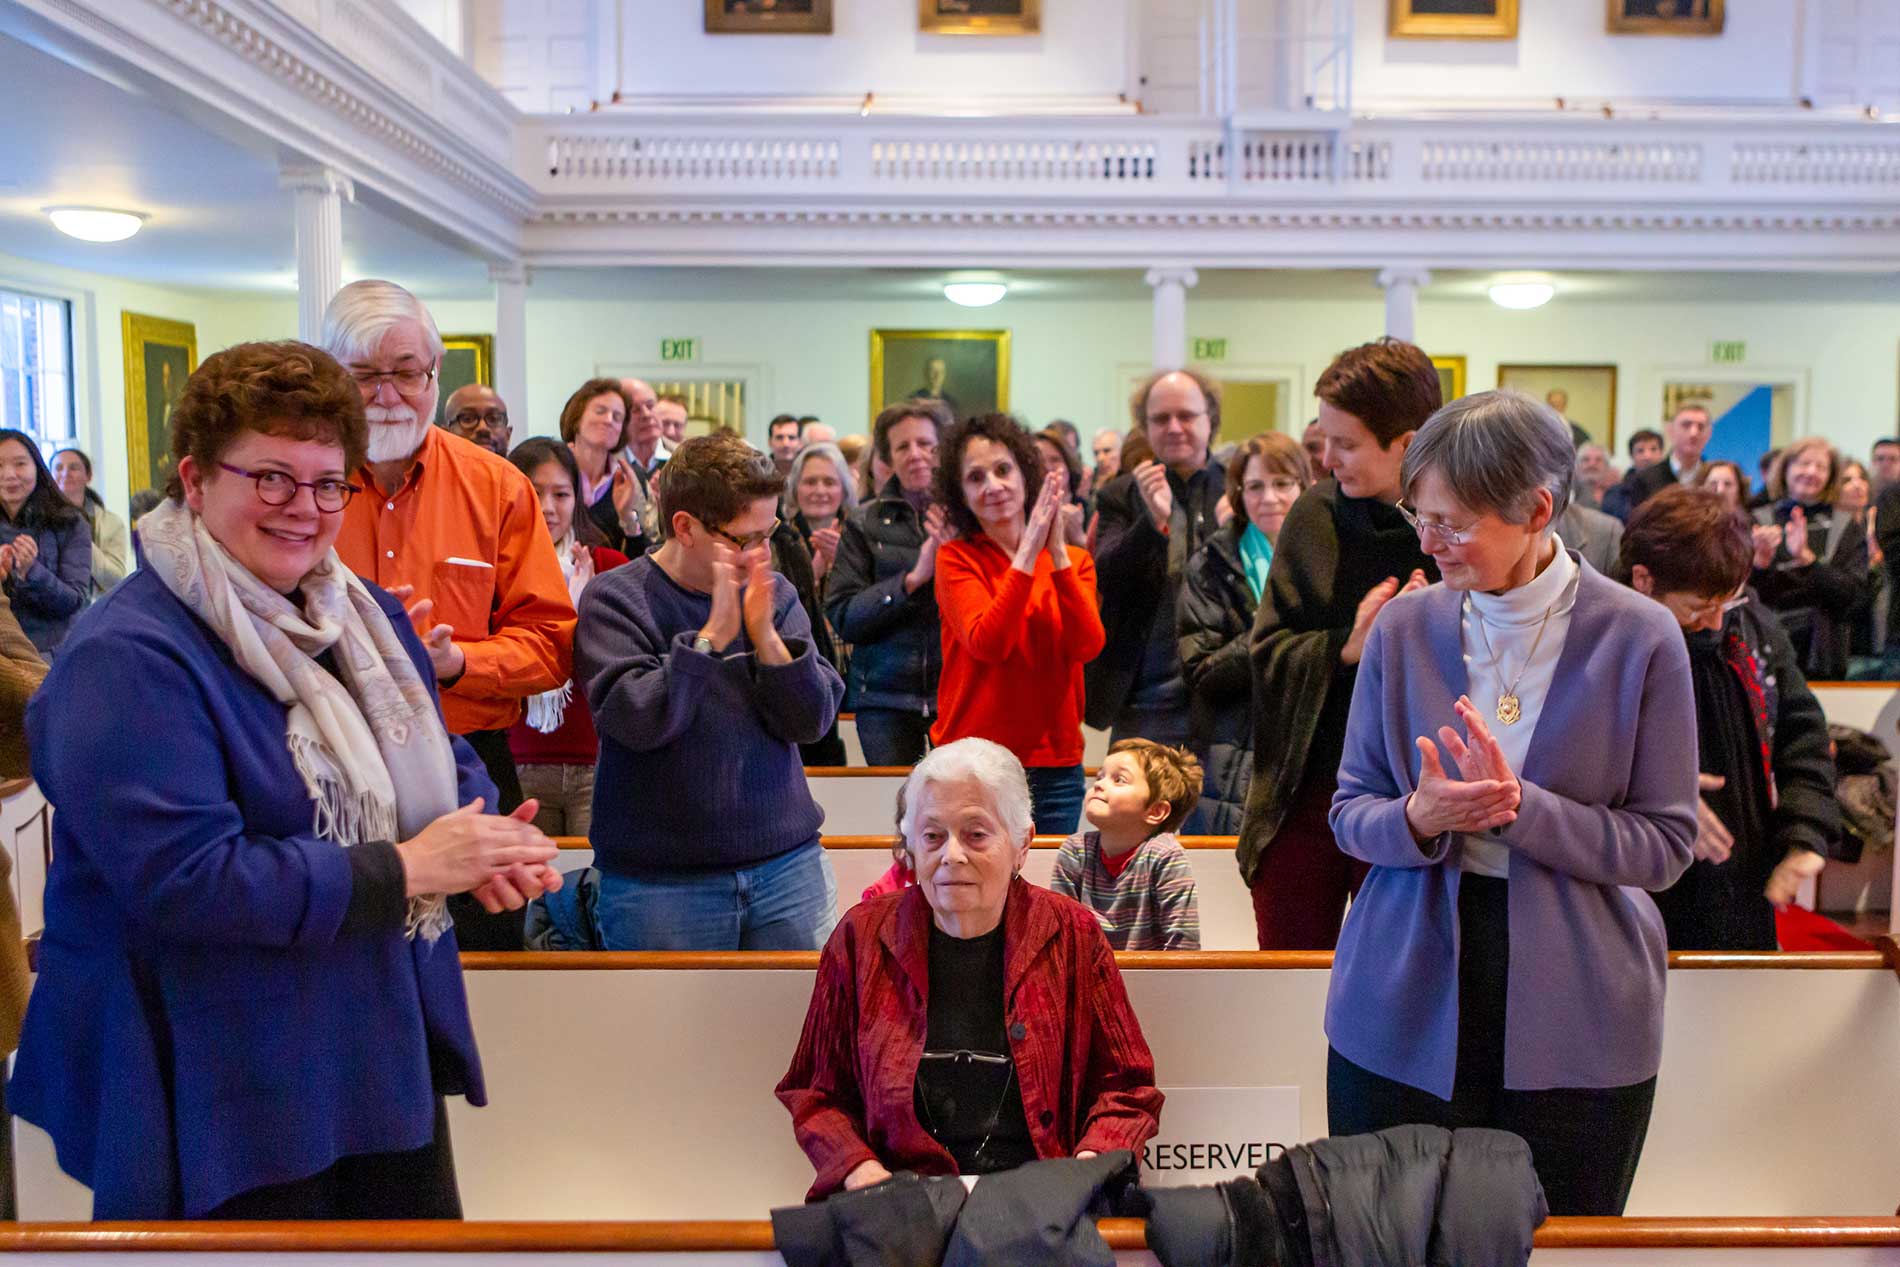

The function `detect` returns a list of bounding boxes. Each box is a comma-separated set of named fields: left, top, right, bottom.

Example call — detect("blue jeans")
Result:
left=854, top=707, right=933, bottom=767
left=1025, top=764, right=1086, bottom=836
left=594, top=839, right=839, bottom=950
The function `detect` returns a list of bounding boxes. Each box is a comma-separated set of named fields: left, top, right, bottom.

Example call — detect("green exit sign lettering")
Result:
left=1192, top=337, right=1228, bottom=361
left=1711, top=340, right=1746, bottom=364
left=660, top=338, right=699, bottom=362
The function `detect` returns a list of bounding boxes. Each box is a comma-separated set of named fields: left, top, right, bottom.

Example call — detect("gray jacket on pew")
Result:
left=1139, top=1125, right=1547, bottom=1267
left=773, top=1151, right=1138, bottom=1267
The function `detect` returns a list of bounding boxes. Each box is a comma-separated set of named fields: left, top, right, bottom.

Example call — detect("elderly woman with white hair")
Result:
left=786, top=441, right=858, bottom=586
left=1323, top=390, right=1696, bottom=1218
left=777, top=737, right=1162, bottom=1199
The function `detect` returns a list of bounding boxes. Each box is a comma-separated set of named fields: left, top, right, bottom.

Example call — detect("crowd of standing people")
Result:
left=0, top=276, right=1868, bottom=1226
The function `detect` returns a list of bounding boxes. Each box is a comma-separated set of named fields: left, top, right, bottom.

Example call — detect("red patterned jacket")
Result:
left=776, top=878, right=1163, bottom=1200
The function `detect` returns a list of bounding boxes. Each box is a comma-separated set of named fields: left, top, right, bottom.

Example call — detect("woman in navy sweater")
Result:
left=10, top=341, right=559, bottom=1220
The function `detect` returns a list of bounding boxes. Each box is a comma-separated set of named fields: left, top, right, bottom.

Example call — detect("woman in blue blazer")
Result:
left=10, top=341, right=561, bottom=1220
left=1325, top=391, right=1696, bottom=1218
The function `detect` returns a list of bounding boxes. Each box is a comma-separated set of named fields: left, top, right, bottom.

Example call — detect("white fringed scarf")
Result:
left=138, top=498, right=461, bottom=940
left=524, top=534, right=593, bottom=734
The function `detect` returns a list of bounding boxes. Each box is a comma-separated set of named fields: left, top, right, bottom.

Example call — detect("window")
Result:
left=0, top=288, right=76, bottom=454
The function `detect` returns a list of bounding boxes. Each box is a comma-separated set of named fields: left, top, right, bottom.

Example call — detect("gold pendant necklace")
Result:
left=1467, top=596, right=1555, bottom=725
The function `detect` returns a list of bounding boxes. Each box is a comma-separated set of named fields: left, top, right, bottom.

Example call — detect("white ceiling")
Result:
left=0, top=32, right=495, bottom=298
left=5, top=29, right=1900, bottom=311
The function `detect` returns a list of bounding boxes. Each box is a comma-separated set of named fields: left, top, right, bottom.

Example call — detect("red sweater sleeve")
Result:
left=775, top=924, right=880, bottom=1197
left=1073, top=926, right=1165, bottom=1156
left=1052, top=549, right=1106, bottom=664
left=938, top=541, right=1038, bottom=665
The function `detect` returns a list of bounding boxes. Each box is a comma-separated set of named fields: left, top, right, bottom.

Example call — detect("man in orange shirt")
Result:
left=322, top=281, right=574, bottom=909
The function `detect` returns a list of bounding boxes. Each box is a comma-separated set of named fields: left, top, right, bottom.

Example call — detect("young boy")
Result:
left=1051, top=738, right=1202, bottom=950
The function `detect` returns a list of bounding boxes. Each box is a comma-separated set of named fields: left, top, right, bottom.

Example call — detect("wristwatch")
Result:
left=693, top=634, right=716, bottom=655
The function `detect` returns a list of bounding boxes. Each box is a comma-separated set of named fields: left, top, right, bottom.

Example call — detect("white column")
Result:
left=1376, top=267, right=1431, bottom=344
left=490, top=261, right=530, bottom=418
left=279, top=163, right=355, bottom=343
left=1145, top=266, right=1199, bottom=370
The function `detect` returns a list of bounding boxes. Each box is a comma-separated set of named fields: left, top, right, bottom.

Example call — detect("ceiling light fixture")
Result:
left=1487, top=281, right=1555, bottom=310
left=944, top=281, right=1007, bottom=307
left=45, top=207, right=145, bottom=243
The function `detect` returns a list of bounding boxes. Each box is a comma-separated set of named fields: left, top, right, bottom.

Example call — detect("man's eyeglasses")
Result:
left=350, top=363, right=437, bottom=397
left=1396, top=500, right=1478, bottom=548
left=218, top=462, right=360, bottom=512
left=448, top=409, right=509, bottom=433
left=705, top=517, right=779, bottom=551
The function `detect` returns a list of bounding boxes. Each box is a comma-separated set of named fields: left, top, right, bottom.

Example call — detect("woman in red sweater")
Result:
left=507, top=437, right=630, bottom=838
left=932, top=414, right=1105, bottom=833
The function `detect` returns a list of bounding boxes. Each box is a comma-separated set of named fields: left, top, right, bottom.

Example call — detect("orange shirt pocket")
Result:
left=429, top=559, right=496, bottom=639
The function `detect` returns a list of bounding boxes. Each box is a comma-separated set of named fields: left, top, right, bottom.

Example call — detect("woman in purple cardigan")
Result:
left=1325, top=390, right=1697, bottom=1217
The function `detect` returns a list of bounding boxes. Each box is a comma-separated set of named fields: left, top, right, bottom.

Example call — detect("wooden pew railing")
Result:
left=459, top=950, right=1895, bottom=971
left=0, top=1217, right=1893, bottom=1252
left=550, top=835, right=1238, bottom=851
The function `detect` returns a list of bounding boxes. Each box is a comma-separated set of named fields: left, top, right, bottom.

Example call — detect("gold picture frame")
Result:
left=1389, top=0, right=1518, bottom=40
left=705, top=0, right=833, bottom=35
left=919, top=0, right=1041, bottom=37
left=1498, top=363, right=1620, bottom=451
left=870, top=329, right=1011, bottom=422
left=122, top=311, right=198, bottom=499
left=435, top=333, right=494, bottom=425
left=1431, top=355, right=1468, bottom=403
left=1608, top=0, right=1723, bottom=35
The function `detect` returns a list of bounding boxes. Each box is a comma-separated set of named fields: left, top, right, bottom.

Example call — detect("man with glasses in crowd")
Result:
left=576, top=432, right=844, bottom=950
left=324, top=279, right=575, bottom=948
left=442, top=383, right=511, bottom=456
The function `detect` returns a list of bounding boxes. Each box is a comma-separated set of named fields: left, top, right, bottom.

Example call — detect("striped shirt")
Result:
left=1050, top=831, right=1200, bottom=951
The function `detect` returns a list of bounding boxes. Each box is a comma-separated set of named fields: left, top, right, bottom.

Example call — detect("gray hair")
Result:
left=1401, top=389, right=1574, bottom=526
left=787, top=442, right=859, bottom=517
left=899, top=738, right=1033, bottom=847
left=320, top=279, right=446, bottom=366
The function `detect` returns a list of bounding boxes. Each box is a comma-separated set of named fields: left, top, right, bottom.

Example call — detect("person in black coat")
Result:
left=1606, top=404, right=1711, bottom=521
left=772, top=521, right=848, bottom=767
left=1750, top=437, right=1870, bottom=681
left=825, top=401, right=951, bottom=765
left=1623, top=487, right=1836, bottom=949
left=1087, top=370, right=1226, bottom=748
left=1177, top=433, right=1312, bottom=833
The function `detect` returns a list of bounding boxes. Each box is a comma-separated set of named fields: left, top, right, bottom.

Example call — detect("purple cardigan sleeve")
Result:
left=1498, top=631, right=1697, bottom=891
left=1329, top=619, right=1454, bottom=870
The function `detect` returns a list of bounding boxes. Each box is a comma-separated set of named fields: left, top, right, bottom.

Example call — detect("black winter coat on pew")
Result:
left=1177, top=518, right=1258, bottom=834
left=1139, top=1125, right=1547, bottom=1267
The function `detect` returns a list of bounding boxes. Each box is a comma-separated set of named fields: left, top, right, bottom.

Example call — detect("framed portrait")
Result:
left=1431, top=355, right=1467, bottom=403
left=435, top=334, right=494, bottom=427
left=1607, top=0, right=1723, bottom=35
left=1498, top=363, right=1619, bottom=450
left=705, top=0, right=833, bottom=35
left=871, top=329, right=1010, bottom=422
left=919, top=0, right=1041, bottom=37
left=121, top=311, right=198, bottom=499
left=1389, top=0, right=1518, bottom=39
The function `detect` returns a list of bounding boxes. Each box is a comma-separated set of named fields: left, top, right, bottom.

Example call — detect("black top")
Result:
left=914, top=923, right=1035, bottom=1175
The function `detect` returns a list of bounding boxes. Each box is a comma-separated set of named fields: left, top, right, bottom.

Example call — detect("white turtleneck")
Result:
left=1457, top=536, right=1580, bottom=878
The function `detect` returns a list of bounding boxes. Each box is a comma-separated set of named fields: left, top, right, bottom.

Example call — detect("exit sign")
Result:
left=660, top=338, right=699, bottom=362
left=1711, top=340, right=1747, bottom=364
left=1192, top=337, right=1228, bottom=361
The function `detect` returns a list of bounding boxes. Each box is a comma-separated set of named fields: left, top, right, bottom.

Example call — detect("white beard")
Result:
left=364, top=404, right=431, bottom=464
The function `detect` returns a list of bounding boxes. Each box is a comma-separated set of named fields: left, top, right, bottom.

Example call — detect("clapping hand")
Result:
left=1214, top=497, right=1235, bottom=528
left=469, top=800, right=567, bottom=913
left=1692, top=773, right=1734, bottom=863
left=1764, top=847, right=1825, bottom=908
left=1132, top=459, right=1173, bottom=531
left=906, top=504, right=950, bottom=593
left=402, top=596, right=467, bottom=683
left=1403, top=696, right=1521, bottom=841
left=1341, top=570, right=1427, bottom=666
left=698, top=542, right=743, bottom=653
left=1751, top=523, right=1782, bottom=570
left=811, top=524, right=842, bottom=581
left=1784, top=506, right=1815, bottom=565
left=1014, top=470, right=1063, bottom=574
left=9, top=535, right=37, bottom=579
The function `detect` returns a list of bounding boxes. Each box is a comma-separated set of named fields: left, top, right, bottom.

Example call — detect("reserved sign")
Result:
left=1141, top=1086, right=1302, bottom=1187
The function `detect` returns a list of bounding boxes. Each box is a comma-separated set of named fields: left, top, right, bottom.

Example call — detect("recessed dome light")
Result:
left=1488, top=282, right=1555, bottom=310
left=45, top=207, right=145, bottom=243
left=944, top=281, right=1007, bottom=307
